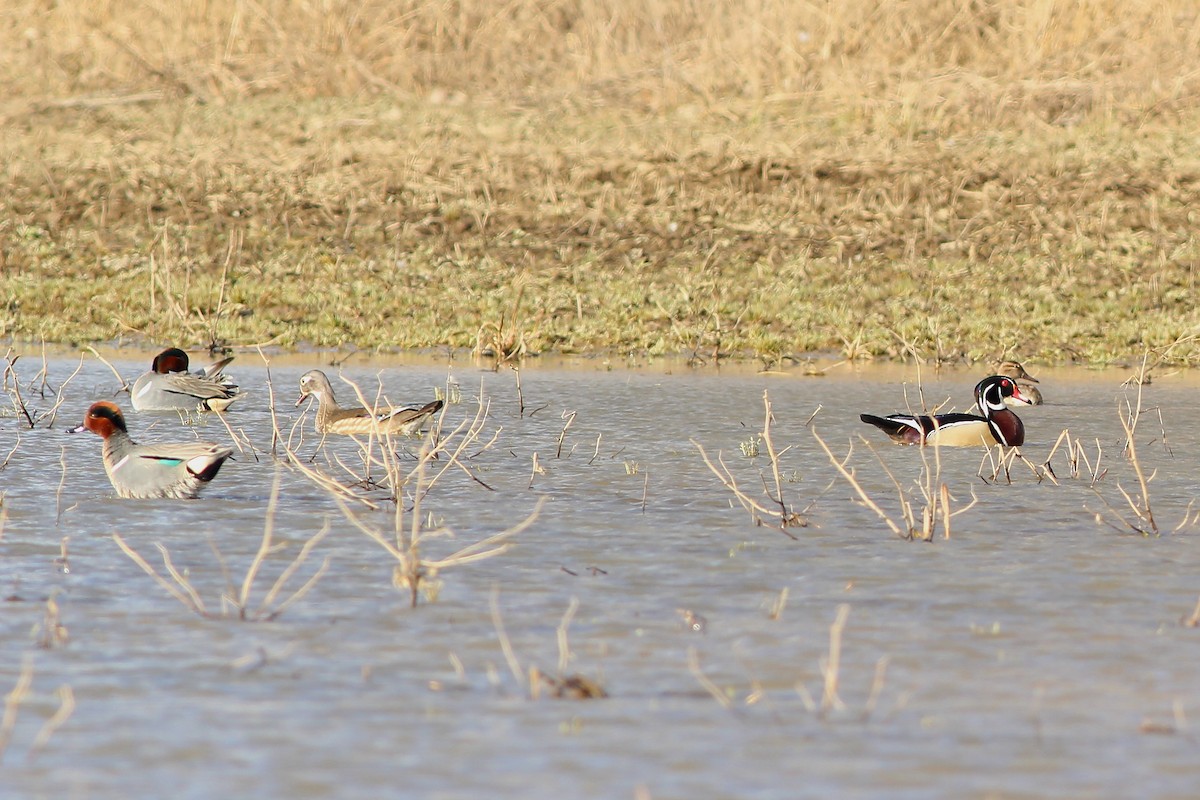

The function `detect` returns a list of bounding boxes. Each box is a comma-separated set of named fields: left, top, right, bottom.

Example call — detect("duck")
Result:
left=130, top=347, right=240, bottom=412
left=295, top=370, right=444, bottom=436
left=996, top=359, right=1044, bottom=405
left=70, top=401, right=233, bottom=498
left=860, top=375, right=1032, bottom=447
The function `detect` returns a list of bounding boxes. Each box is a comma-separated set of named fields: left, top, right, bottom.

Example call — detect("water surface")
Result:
left=2, top=354, right=1199, bottom=798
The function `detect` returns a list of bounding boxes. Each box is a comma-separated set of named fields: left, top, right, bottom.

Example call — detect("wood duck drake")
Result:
left=860, top=375, right=1032, bottom=447
left=131, top=348, right=240, bottom=412
left=996, top=360, right=1043, bottom=405
left=71, top=401, right=233, bottom=498
left=296, top=370, right=444, bottom=436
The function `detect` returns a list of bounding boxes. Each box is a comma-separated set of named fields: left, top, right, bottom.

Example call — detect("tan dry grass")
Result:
left=5, top=0, right=1199, bottom=112
left=3, top=2, right=1200, bottom=362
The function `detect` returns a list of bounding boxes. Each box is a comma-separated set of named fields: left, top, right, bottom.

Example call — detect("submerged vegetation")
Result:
left=3, top=1, right=1200, bottom=363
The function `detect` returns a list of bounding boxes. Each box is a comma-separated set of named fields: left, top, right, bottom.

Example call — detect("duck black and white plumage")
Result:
left=860, top=375, right=1032, bottom=447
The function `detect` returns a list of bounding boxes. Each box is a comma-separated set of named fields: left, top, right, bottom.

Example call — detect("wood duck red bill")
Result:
left=859, top=375, right=1032, bottom=447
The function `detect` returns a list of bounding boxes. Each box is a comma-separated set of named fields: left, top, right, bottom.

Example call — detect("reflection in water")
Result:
left=1, top=355, right=1200, bottom=797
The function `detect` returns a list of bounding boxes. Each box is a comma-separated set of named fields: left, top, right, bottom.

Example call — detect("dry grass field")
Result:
left=3, top=0, right=1200, bottom=364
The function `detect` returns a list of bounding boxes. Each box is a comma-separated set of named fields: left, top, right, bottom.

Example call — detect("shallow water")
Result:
left=3, top=354, right=1200, bottom=798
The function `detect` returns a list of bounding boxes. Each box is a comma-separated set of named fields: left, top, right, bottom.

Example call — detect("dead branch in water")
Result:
left=693, top=390, right=809, bottom=534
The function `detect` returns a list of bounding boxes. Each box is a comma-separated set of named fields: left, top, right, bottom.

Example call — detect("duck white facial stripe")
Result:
left=980, top=383, right=1007, bottom=412
left=987, top=417, right=1007, bottom=445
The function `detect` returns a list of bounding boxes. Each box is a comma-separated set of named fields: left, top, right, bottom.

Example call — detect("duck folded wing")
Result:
left=381, top=400, right=444, bottom=425
left=198, top=356, right=235, bottom=381
left=860, top=411, right=994, bottom=446
left=158, top=373, right=238, bottom=401
left=859, top=413, right=927, bottom=442
left=130, top=442, right=233, bottom=471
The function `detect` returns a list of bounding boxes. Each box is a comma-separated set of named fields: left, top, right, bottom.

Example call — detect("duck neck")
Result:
left=313, top=391, right=342, bottom=429
left=102, top=428, right=137, bottom=461
left=985, top=408, right=1024, bottom=446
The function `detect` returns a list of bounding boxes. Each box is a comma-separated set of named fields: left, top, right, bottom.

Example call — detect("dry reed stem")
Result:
left=556, top=597, right=579, bottom=676
left=417, top=395, right=500, bottom=496
left=819, top=604, right=851, bottom=718
left=757, top=391, right=804, bottom=527
left=691, top=390, right=807, bottom=533
left=36, top=594, right=68, bottom=650
left=208, top=403, right=254, bottom=457
left=1, top=436, right=20, bottom=472
left=1115, top=395, right=1159, bottom=535
left=1152, top=407, right=1173, bottom=457
left=528, top=452, right=544, bottom=489
left=0, top=348, right=13, bottom=393
left=1182, top=595, right=1200, bottom=627
left=555, top=410, right=576, bottom=459
left=505, top=367, right=523, bottom=417
left=54, top=538, right=70, bottom=574
left=236, top=470, right=280, bottom=612
left=1173, top=502, right=1200, bottom=534
left=161, top=542, right=209, bottom=611
left=978, top=444, right=1045, bottom=485
left=85, top=347, right=130, bottom=393
left=290, top=370, right=494, bottom=502
left=1041, top=428, right=1105, bottom=484
left=332, top=413, right=543, bottom=606
left=693, top=440, right=798, bottom=533
left=1038, top=428, right=1071, bottom=482
left=114, top=480, right=331, bottom=622
left=284, top=445, right=381, bottom=509
left=939, top=483, right=954, bottom=539
left=812, top=430, right=905, bottom=538
left=687, top=647, right=734, bottom=711
left=255, top=524, right=332, bottom=620
left=28, top=685, right=74, bottom=759
left=116, top=535, right=210, bottom=614
left=767, top=587, right=789, bottom=621
left=0, top=655, right=33, bottom=763
left=418, top=503, right=544, bottom=571
left=34, top=355, right=85, bottom=429
left=1121, top=354, right=1152, bottom=453
left=861, top=656, right=891, bottom=723
left=2, top=347, right=84, bottom=429
left=490, top=589, right=527, bottom=691
left=913, top=432, right=946, bottom=540
left=2, top=354, right=33, bottom=428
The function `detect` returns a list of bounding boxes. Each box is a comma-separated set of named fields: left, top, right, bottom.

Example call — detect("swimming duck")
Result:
left=996, top=359, right=1044, bottom=405
left=71, top=401, right=233, bottom=498
left=860, top=375, right=1033, bottom=447
left=295, top=370, right=443, bottom=436
left=131, top=348, right=240, bottom=412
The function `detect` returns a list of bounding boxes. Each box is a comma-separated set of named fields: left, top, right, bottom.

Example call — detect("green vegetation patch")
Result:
left=4, top=0, right=1200, bottom=365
